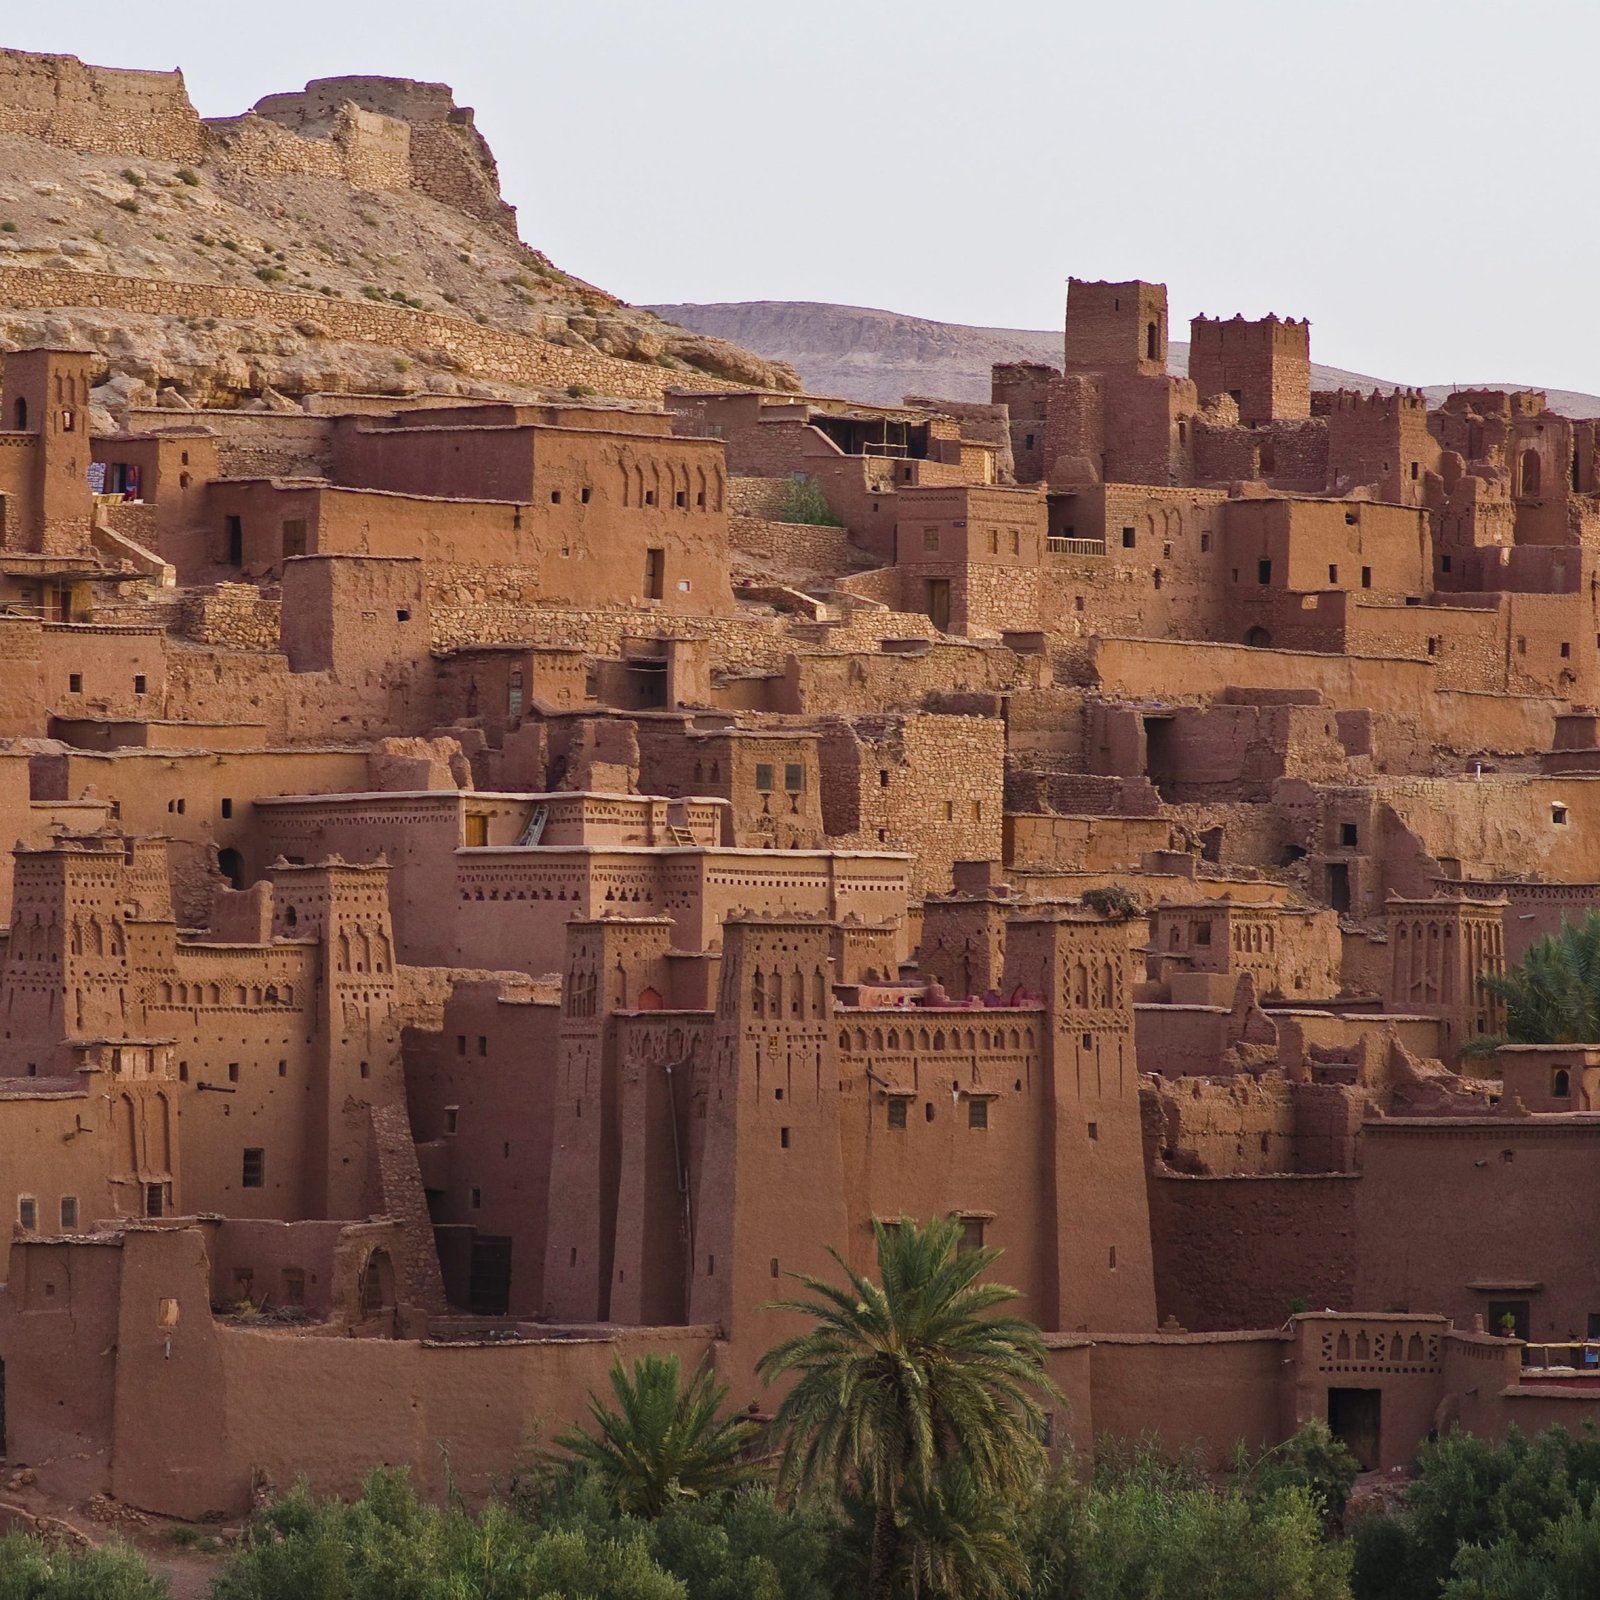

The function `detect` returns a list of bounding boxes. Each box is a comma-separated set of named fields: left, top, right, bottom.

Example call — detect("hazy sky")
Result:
left=11, top=1, right=1600, bottom=390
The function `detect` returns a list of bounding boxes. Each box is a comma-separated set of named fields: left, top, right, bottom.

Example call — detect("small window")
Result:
left=1200, top=532, right=1211, bottom=552
left=644, top=489, right=656, bottom=506
left=1518, top=636, right=1528, bottom=656
left=1553, top=804, right=1569, bottom=826
left=470, top=1186, right=482, bottom=1209
left=922, top=527, right=940, bottom=552
left=755, top=762, right=774, bottom=792
left=550, top=489, right=562, bottom=505
left=1122, top=527, right=1136, bottom=549
left=220, top=797, right=233, bottom=819
left=1442, top=554, right=1452, bottom=573
left=1025, top=432, right=1035, bottom=449
left=780, top=1126, right=790, bottom=1148
left=1410, top=461, right=1420, bottom=480
left=359, top=1060, right=370, bottom=1079
left=1427, top=637, right=1438, bottom=656
left=179, top=1061, right=189, bottom=1082
left=477, top=1035, right=488, bottom=1057
left=783, top=762, right=804, bottom=792
left=277, top=1059, right=286, bottom=1077
left=227, top=1062, right=240, bottom=1083
left=943, top=801, right=955, bottom=821
left=17, top=1196, right=37, bottom=1231
left=581, top=486, right=592, bottom=504
left=968, top=1098, right=988, bottom=1129
left=958, top=1217, right=986, bottom=1254
left=674, top=491, right=687, bottom=508
left=241, top=1148, right=264, bottom=1188
left=1340, top=822, right=1359, bottom=847
left=879, top=768, right=890, bottom=787
left=445, top=1107, right=459, bottom=1134
left=1257, top=559, right=1272, bottom=584
left=887, top=1099, right=908, bottom=1129
left=69, top=673, right=82, bottom=693
left=1087, top=1121, right=1099, bottom=1141
left=1361, top=566, right=1372, bottom=588
left=1561, top=642, right=1572, bottom=659
left=1554, top=1069, right=1572, bottom=1098
left=1328, top=564, right=1339, bottom=584
left=61, top=409, right=75, bottom=433
left=396, top=608, right=410, bottom=622
left=59, top=1195, right=78, bottom=1230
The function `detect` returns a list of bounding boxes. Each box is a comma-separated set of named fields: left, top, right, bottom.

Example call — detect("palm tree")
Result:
left=899, top=1461, right=1031, bottom=1600
left=758, top=1215, right=1056, bottom=1600
left=1470, top=910, right=1600, bottom=1054
left=554, top=1350, right=762, bottom=1517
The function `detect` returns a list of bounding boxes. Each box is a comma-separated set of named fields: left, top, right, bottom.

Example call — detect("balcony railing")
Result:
left=1046, top=536, right=1107, bottom=556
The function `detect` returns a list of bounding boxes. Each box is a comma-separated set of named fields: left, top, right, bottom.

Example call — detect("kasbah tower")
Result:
left=0, top=39, right=1598, bottom=1519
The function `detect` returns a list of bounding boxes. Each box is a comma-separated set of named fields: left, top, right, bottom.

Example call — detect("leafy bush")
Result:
left=1350, top=1424, right=1600, bottom=1599
left=1235, top=1419, right=1361, bottom=1533
left=0, top=1533, right=167, bottom=1598
left=254, top=266, right=287, bottom=285
left=212, top=1469, right=687, bottom=1600
left=772, top=477, right=841, bottom=527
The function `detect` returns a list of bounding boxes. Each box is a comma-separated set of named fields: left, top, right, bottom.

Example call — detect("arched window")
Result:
left=1145, top=321, right=1158, bottom=361
left=1521, top=448, right=1542, bottom=497
left=1554, top=1068, right=1572, bottom=1098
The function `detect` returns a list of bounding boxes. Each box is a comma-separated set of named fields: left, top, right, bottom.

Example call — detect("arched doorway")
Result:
left=1245, top=625, right=1272, bottom=648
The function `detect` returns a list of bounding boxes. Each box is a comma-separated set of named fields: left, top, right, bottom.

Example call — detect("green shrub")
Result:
left=176, top=168, right=201, bottom=186
left=121, top=168, right=146, bottom=187
left=0, top=220, right=17, bottom=234
left=772, top=477, right=840, bottom=527
left=114, top=198, right=140, bottom=214
left=567, top=383, right=598, bottom=400
left=254, top=266, right=287, bottom=284
left=0, top=1532, right=167, bottom=1598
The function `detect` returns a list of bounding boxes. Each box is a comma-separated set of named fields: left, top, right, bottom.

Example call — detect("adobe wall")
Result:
left=208, top=105, right=411, bottom=195
left=1148, top=1173, right=1358, bottom=1331
left=1087, top=1332, right=1292, bottom=1467
left=0, top=267, right=733, bottom=403
left=0, top=50, right=205, bottom=161
left=1355, top=1119, right=1600, bottom=1342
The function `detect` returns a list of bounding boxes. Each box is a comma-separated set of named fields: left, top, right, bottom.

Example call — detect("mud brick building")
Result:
left=9, top=46, right=1600, bottom=1514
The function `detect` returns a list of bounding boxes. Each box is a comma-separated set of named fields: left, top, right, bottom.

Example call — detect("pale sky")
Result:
left=10, top=0, right=1600, bottom=391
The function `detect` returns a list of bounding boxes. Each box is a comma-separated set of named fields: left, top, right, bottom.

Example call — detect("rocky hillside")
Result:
left=650, top=300, right=1600, bottom=419
left=0, top=48, right=797, bottom=418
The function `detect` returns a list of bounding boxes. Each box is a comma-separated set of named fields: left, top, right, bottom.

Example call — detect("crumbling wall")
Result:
left=0, top=50, right=205, bottom=161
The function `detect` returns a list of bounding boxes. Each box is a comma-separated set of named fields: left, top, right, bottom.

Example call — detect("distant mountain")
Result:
left=648, top=300, right=1600, bottom=419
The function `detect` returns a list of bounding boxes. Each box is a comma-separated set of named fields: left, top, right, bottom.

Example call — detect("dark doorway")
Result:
left=217, top=847, right=244, bottom=890
left=1489, top=1298, right=1530, bottom=1345
left=1144, top=716, right=1179, bottom=800
left=1327, top=862, right=1351, bottom=915
left=226, top=515, right=243, bottom=565
left=1245, top=624, right=1272, bottom=647
left=1328, top=1386, right=1381, bottom=1470
left=468, top=1235, right=512, bottom=1315
left=926, top=578, right=951, bottom=632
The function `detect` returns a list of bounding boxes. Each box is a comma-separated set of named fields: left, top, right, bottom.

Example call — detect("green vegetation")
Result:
left=552, top=1351, right=762, bottom=1517
left=176, top=168, right=201, bottom=186
left=1467, top=908, right=1600, bottom=1053
left=121, top=168, right=146, bottom=187
left=114, top=198, right=140, bottom=214
left=0, top=1533, right=167, bottom=1598
left=1081, top=885, right=1143, bottom=922
left=772, top=476, right=842, bottom=527
left=1349, top=1423, right=1600, bottom=1598
left=567, top=383, right=599, bottom=399
left=254, top=266, right=287, bottom=285
left=0, top=220, right=17, bottom=233
left=759, top=1215, right=1056, bottom=1597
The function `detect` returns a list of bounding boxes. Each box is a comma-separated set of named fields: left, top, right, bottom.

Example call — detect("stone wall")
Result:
left=0, top=50, right=205, bottom=162
left=179, top=583, right=281, bottom=650
left=0, top=266, right=734, bottom=404
left=729, top=514, right=857, bottom=576
left=209, top=106, right=412, bottom=194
